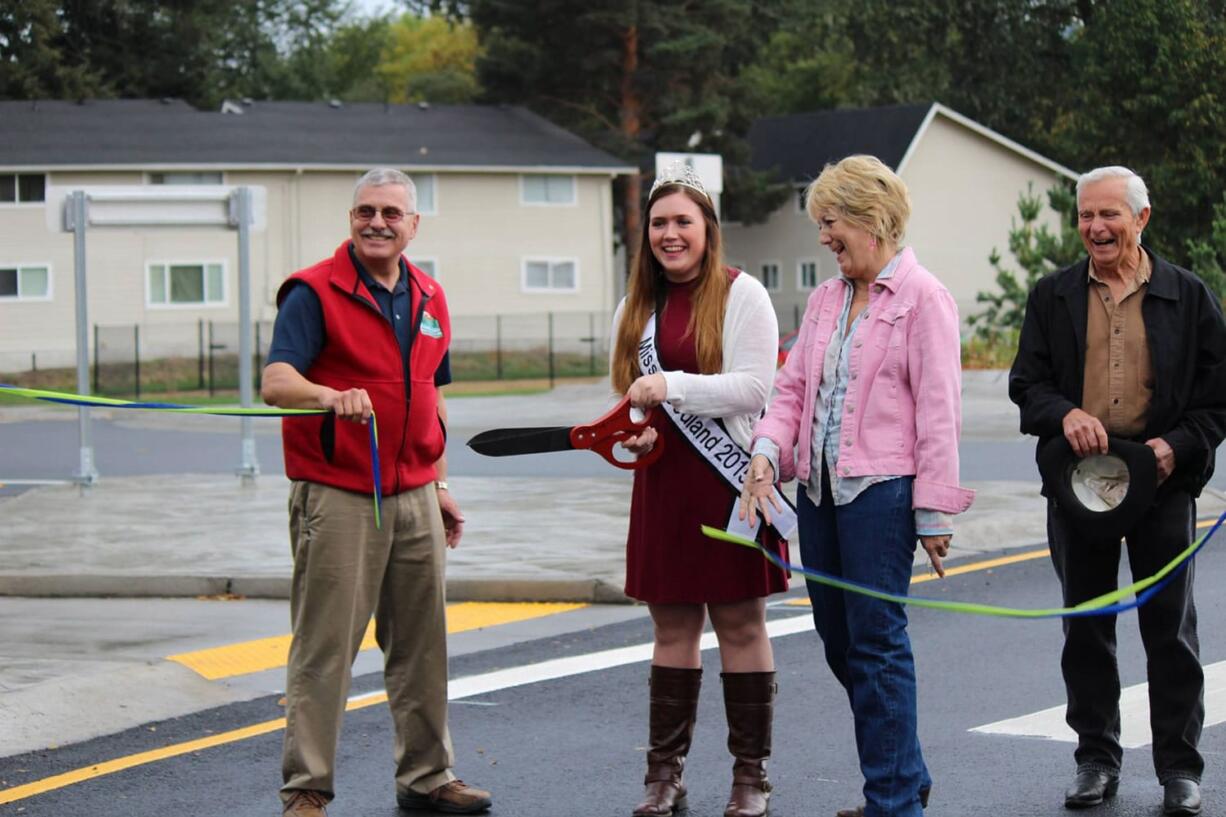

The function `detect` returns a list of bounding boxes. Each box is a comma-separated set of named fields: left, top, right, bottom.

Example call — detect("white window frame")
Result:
left=759, top=261, right=782, bottom=293
left=521, top=256, right=580, bottom=293
left=144, top=171, right=226, bottom=185
left=0, top=262, right=53, bottom=302
left=411, top=257, right=439, bottom=280
left=408, top=173, right=438, bottom=216
left=519, top=174, right=578, bottom=207
left=797, top=257, right=820, bottom=291
left=145, top=259, right=229, bottom=309
left=0, top=172, right=48, bottom=207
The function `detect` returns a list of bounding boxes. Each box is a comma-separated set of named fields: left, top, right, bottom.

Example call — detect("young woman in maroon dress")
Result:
left=609, top=165, right=787, bottom=817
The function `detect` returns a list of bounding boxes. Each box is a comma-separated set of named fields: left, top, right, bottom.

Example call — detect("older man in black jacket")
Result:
left=1010, top=166, right=1226, bottom=816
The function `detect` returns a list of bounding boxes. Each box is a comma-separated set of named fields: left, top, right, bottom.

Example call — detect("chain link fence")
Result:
left=2, top=311, right=613, bottom=398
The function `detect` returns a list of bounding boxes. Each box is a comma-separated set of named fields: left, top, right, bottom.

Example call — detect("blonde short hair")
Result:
left=805, top=155, right=911, bottom=247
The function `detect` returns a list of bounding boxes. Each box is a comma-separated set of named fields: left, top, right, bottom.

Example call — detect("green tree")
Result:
left=737, top=0, right=859, bottom=113
left=315, top=15, right=397, bottom=102
left=968, top=184, right=1083, bottom=343
left=1056, top=0, right=1226, bottom=263
left=377, top=15, right=480, bottom=104
left=0, top=0, right=383, bottom=108
left=1186, top=192, right=1226, bottom=304
left=461, top=0, right=792, bottom=262
left=741, top=0, right=1078, bottom=136
left=0, top=0, right=107, bottom=99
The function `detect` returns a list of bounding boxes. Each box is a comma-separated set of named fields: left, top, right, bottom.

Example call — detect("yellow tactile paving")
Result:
left=169, top=601, right=586, bottom=680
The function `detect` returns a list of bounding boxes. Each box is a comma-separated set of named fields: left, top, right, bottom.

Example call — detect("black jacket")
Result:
left=1009, top=248, right=1226, bottom=497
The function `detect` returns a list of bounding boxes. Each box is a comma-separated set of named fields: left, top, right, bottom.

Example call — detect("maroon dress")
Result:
left=623, top=273, right=789, bottom=604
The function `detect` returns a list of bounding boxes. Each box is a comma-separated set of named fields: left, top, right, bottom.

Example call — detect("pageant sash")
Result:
left=638, top=315, right=798, bottom=540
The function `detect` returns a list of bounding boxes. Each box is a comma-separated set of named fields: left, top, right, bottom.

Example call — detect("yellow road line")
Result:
left=0, top=692, right=394, bottom=805
left=3, top=604, right=584, bottom=804
left=910, top=547, right=1050, bottom=585
left=169, top=601, right=586, bottom=680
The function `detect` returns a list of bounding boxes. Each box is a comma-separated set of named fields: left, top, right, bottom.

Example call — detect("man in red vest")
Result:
left=262, top=168, right=491, bottom=816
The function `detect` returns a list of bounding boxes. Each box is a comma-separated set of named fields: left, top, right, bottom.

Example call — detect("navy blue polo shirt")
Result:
left=267, top=246, right=452, bottom=387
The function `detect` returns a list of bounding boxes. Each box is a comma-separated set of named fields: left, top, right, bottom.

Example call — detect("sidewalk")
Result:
left=0, top=373, right=1058, bottom=603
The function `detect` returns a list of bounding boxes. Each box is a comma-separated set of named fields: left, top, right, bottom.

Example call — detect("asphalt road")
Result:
left=3, top=540, right=1225, bottom=817
left=5, top=414, right=1225, bottom=487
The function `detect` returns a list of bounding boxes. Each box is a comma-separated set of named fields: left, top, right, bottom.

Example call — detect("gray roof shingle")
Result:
left=0, top=99, right=631, bottom=171
left=747, top=103, right=933, bottom=183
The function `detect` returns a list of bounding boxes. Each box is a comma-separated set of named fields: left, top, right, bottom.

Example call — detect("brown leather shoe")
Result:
left=283, top=790, right=329, bottom=817
left=633, top=666, right=703, bottom=817
left=722, top=672, right=776, bottom=817
left=397, top=780, right=492, bottom=814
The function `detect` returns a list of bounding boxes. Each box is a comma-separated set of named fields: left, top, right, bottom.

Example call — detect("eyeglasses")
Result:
left=351, top=205, right=412, bottom=223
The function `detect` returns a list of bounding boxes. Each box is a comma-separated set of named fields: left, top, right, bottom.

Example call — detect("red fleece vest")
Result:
left=278, top=242, right=450, bottom=495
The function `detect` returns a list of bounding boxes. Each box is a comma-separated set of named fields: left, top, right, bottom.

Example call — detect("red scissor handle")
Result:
left=569, top=395, right=665, bottom=470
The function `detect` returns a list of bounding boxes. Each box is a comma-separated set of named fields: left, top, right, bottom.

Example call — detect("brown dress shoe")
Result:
left=633, top=666, right=703, bottom=817
left=397, top=780, right=492, bottom=814
left=722, top=671, right=776, bottom=817
left=283, top=790, right=329, bottom=817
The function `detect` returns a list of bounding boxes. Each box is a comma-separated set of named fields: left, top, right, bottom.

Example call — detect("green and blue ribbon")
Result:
left=703, top=509, right=1225, bottom=619
left=1, top=384, right=384, bottom=529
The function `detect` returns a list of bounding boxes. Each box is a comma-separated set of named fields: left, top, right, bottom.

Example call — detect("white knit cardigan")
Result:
left=609, top=272, right=779, bottom=449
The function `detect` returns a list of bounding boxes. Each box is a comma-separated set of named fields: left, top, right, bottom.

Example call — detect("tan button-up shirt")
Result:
left=1082, top=251, right=1153, bottom=436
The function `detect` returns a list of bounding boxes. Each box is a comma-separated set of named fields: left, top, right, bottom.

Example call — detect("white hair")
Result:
left=1076, top=166, right=1150, bottom=216
left=353, top=167, right=417, bottom=211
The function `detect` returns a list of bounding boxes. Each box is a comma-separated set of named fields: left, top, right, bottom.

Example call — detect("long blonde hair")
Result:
left=611, top=184, right=729, bottom=393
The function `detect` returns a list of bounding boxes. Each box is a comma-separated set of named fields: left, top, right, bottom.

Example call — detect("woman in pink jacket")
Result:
left=740, top=155, right=974, bottom=817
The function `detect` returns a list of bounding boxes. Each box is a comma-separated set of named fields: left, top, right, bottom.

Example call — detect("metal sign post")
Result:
left=67, top=191, right=97, bottom=488
left=54, top=185, right=267, bottom=487
left=230, top=187, right=259, bottom=481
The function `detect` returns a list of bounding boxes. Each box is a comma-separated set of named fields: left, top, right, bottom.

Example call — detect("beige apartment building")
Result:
left=0, top=99, right=631, bottom=371
left=724, top=102, right=1078, bottom=332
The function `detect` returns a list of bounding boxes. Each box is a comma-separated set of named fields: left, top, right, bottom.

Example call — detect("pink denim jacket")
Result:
left=753, top=247, right=975, bottom=514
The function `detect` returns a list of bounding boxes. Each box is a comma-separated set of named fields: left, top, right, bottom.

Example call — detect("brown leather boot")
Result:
left=633, top=665, right=702, bottom=817
left=722, top=671, right=776, bottom=817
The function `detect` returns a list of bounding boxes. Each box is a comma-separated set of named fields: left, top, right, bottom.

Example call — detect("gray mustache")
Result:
left=361, top=230, right=396, bottom=239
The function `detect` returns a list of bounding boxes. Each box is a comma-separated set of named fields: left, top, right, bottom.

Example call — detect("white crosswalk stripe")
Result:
left=970, top=659, right=1226, bottom=747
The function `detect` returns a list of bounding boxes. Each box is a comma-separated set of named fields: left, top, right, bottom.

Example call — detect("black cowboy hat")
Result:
left=1037, top=435, right=1158, bottom=542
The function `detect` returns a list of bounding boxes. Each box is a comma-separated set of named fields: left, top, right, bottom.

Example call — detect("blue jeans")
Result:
left=798, top=473, right=929, bottom=817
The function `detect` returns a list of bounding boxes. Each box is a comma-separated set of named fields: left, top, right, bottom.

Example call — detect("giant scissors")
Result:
left=466, top=396, right=663, bottom=470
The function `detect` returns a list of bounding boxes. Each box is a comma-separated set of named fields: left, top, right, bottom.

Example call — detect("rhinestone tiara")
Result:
left=649, top=160, right=710, bottom=202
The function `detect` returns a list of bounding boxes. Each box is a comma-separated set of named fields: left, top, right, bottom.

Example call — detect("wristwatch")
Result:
left=435, top=480, right=449, bottom=491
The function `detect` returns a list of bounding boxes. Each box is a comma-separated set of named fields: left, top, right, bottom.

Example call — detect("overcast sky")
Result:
left=349, top=0, right=400, bottom=17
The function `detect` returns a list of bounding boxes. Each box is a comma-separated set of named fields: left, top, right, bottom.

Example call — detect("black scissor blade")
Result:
left=466, top=426, right=575, bottom=457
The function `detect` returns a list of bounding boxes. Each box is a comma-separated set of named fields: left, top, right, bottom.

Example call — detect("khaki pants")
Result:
left=280, top=480, right=455, bottom=801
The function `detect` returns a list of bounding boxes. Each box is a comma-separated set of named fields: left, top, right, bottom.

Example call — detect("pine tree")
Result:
left=968, top=184, right=1083, bottom=343
left=463, top=0, right=791, bottom=265
left=1186, top=192, right=1226, bottom=305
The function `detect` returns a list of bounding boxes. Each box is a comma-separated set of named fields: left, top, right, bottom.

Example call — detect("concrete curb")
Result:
left=0, top=573, right=633, bottom=604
